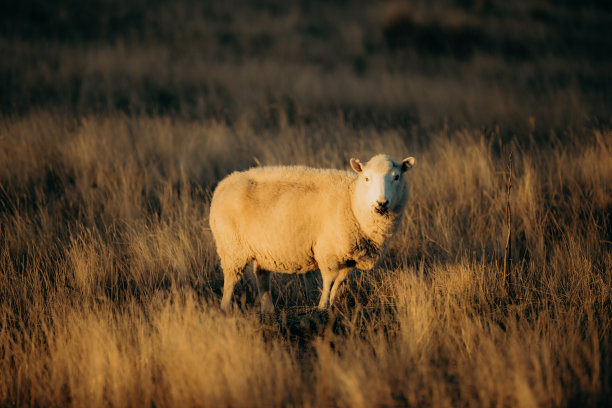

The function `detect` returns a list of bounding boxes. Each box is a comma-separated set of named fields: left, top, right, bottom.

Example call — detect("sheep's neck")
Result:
left=351, top=198, right=401, bottom=249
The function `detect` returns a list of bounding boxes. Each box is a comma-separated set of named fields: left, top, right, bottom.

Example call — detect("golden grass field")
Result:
left=1, top=0, right=611, bottom=406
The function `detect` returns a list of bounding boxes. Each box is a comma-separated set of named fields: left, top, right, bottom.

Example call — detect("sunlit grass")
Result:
left=0, top=113, right=610, bottom=406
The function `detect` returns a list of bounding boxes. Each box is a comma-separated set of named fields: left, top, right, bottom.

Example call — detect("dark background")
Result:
left=2, top=0, right=612, bottom=133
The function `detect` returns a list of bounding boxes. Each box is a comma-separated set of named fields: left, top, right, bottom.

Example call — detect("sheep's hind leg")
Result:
left=220, top=261, right=247, bottom=312
left=253, top=261, right=274, bottom=313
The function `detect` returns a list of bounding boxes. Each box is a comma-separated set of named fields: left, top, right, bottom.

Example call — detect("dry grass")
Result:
left=0, top=113, right=610, bottom=407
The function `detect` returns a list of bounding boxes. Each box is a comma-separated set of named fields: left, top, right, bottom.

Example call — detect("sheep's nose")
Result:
left=377, top=199, right=389, bottom=208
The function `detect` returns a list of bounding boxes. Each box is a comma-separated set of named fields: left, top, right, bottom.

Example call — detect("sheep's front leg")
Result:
left=329, top=268, right=350, bottom=307
left=318, top=267, right=351, bottom=309
left=318, top=267, right=340, bottom=310
left=318, top=272, right=333, bottom=310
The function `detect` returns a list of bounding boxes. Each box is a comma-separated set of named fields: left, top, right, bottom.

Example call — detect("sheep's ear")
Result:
left=350, top=158, right=363, bottom=173
left=401, top=157, right=415, bottom=172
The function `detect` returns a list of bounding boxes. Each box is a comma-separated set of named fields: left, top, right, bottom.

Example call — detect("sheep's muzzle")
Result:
left=374, top=205, right=389, bottom=215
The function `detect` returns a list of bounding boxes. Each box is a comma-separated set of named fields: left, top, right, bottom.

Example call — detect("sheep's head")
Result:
left=350, top=154, right=415, bottom=217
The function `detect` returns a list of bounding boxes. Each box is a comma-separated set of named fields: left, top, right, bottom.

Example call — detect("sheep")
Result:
left=209, top=154, right=415, bottom=312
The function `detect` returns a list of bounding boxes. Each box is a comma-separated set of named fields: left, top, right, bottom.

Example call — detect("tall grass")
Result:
left=0, top=113, right=610, bottom=406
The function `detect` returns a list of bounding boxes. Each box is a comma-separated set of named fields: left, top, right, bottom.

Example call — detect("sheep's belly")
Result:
left=250, top=243, right=318, bottom=274
left=241, top=210, right=320, bottom=274
left=255, top=254, right=319, bottom=273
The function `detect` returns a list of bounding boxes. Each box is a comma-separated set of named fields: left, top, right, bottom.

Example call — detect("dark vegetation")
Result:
left=1, top=0, right=611, bottom=131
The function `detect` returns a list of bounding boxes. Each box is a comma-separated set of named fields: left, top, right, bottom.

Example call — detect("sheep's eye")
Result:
left=393, top=174, right=400, bottom=181
left=365, top=177, right=369, bottom=182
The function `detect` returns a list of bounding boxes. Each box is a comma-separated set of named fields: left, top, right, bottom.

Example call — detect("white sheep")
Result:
left=209, top=154, right=415, bottom=312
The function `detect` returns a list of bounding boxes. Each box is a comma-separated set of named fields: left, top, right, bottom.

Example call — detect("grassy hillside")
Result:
left=1, top=0, right=611, bottom=406
left=2, top=0, right=612, bottom=130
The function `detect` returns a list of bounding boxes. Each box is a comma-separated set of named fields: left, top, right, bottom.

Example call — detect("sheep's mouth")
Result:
left=374, top=206, right=389, bottom=216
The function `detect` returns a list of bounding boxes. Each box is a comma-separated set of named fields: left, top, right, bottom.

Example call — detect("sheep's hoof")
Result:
left=261, top=303, right=274, bottom=314
left=220, top=299, right=232, bottom=312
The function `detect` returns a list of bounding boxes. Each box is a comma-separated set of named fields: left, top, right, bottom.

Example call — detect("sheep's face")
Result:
left=350, top=154, right=415, bottom=217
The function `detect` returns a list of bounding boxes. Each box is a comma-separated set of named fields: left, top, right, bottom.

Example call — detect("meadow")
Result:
left=1, top=1, right=611, bottom=406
